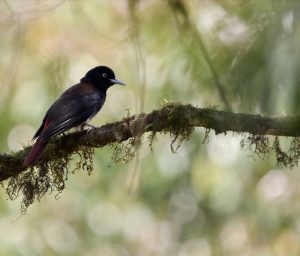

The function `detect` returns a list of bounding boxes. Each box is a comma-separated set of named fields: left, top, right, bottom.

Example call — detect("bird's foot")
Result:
left=76, top=125, right=85, bottom=132
left=76, top=124, right=97, bottom=133
left=85, top=124, right=97, bottom=129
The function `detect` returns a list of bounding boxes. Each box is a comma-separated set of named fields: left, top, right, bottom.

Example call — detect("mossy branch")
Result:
left=2, top=103, right=300, bottom=180
left=2, top=103, right=300, bottom=212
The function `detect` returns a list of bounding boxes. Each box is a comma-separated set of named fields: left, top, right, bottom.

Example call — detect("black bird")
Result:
left=23, top=66, right=126, bottom=167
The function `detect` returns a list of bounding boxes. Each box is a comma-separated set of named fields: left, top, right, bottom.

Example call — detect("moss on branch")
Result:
left=1, top=103, right=300, bottom=212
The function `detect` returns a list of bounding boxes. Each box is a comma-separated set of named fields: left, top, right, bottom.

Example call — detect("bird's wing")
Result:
left=33, top=111, right=49, bottom=140
left=37, top=83, right=105, bottom=141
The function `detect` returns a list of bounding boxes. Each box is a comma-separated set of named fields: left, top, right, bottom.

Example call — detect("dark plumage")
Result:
left=23, top=66, right=126, bottom=167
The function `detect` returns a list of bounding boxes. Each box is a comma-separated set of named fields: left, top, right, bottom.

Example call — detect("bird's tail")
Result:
left=23, top=139, right=48, bottom=167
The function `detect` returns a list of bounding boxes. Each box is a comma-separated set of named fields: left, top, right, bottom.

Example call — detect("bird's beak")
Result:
left=110, top=78, right=126, bottom=86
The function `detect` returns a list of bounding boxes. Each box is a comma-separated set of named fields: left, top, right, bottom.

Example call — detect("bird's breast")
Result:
left=82, top=91, right=106, bottom=109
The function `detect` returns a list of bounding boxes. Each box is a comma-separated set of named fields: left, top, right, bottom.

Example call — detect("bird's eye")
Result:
left=102, top=73, right=107, bottom=78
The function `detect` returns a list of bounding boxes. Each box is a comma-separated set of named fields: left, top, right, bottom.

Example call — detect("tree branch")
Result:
left=168, top=0, right=233, bottom=112
left=1, top=103, right=300, bottom=183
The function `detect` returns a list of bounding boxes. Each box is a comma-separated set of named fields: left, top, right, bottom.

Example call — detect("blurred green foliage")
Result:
left=1, top=0, right=300, bottom=255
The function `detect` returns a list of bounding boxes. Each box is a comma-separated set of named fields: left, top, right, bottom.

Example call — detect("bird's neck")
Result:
left=80, top=76, right=91, bottom=83
left=80, top=77, right=108, bottom=93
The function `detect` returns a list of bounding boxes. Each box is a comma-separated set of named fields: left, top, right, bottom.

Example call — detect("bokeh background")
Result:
left=1, top=0, right=300, bottom=255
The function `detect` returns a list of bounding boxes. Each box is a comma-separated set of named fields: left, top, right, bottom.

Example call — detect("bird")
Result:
left=23, top=66, right=126, bottom=167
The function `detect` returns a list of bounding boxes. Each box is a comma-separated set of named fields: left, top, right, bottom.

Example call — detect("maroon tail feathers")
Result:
left=23, top=140, right=48, bottom=167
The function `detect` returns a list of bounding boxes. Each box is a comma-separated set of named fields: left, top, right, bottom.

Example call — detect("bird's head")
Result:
left=81, top=66, right=126, bottom=91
